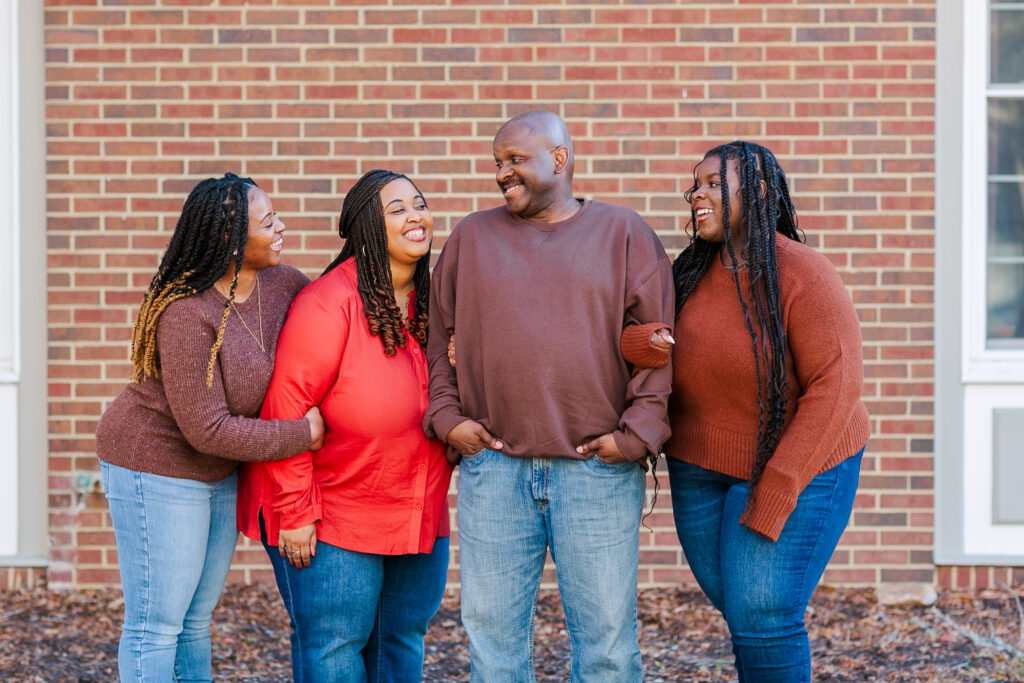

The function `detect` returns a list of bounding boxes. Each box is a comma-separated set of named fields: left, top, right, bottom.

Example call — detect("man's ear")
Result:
left=552, top=146, right=569, bottom=174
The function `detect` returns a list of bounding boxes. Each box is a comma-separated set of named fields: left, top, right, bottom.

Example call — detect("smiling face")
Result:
left=688, top=155, right=745, bottom=247
left=240, top=186, right=285, bottom=272
left=380, top=177, right=432, bottom=270
left=493, top=121, right=569, bottom=221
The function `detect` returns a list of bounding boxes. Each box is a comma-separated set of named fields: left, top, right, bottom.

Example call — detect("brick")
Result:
left=37, top=0, right=968, bottom=593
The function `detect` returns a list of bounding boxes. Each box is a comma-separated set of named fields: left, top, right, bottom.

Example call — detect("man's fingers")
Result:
left=476, top=425, right=503, bottom=450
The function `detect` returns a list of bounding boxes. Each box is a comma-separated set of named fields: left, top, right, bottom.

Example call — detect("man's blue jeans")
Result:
left=457, top=449, right=646, bottom=683
left=262, top=524, right=449, bottom=683
left=101, top=461, right=239, bottom=683
left=667, top=448, right=864, bottom=683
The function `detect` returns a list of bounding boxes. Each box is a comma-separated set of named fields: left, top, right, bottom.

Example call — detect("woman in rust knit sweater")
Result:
left=623, top=141, right=870, bottom=682
left=95, top=174, right=325, bottom=682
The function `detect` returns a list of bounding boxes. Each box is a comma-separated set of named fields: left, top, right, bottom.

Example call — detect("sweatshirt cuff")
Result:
left=620, top=322, right=672, bottom=369
left=741, top=475, right=798, bottom=542
left=611, top=428, right=649, bottom=462
left=427, top=407, right=467, bottom=445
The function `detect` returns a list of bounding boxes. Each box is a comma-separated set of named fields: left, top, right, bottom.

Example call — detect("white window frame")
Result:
left=940, top=0, right=1024, bottom=564
left=961, top=1, right=1024, bottom=383
left=0, top=0, right=23, bottom=556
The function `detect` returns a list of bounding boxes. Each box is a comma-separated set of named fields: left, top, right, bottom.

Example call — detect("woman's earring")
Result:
left=232, top=249, right=238, bottom=256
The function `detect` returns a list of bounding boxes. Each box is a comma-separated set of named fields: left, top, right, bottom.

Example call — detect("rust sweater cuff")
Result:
left=620, top=322, right=672, bottom=369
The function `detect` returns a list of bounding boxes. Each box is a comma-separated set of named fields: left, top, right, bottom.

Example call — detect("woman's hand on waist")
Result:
left=305, top=406, right=325, bottom=451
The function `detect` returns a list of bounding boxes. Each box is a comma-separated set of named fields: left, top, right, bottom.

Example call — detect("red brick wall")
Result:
left=43, top=0, right=940, bottom=589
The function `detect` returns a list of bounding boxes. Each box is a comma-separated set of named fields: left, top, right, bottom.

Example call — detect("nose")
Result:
left=275, top=215, right=286, bottom=232
left=496, top=163, right=512, bottom=183
left=691, top=185, right=707, bottom=201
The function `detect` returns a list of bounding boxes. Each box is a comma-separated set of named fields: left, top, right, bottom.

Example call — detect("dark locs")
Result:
left=673, top=141, right=802, bottom=511
left=131, top=173, right=256, bottom=387
left=324, top=169, right=430, bottom=355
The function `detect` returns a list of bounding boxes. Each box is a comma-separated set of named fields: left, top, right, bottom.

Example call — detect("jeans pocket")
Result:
left=460, top=447, right=494, bottom=465
left=585, top=455, right=634, bottom=473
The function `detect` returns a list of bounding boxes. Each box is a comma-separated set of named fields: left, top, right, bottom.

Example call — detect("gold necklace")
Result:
left=219, top=275, right=265, bottom=353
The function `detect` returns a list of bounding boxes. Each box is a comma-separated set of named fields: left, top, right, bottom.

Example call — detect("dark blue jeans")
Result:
left=261, top=518, right=449, bottom=683
left=667, top=448, right=863, bottom=682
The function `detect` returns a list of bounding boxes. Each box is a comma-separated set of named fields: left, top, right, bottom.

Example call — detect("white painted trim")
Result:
left=962, top=385, right=1024, bottom=556
left=0, top=0, right=19, bottom=377
left=0, top=557, right=47, bottom=568
left=0, top=0, right=21, bottom=557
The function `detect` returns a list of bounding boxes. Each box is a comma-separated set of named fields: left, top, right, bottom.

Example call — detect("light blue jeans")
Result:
left=101, top=461, right=239, bottom=683
left=457, top=450, right=646, bottom=683
left=261, top=519, right=449, bottom=683
left=667, top=448, right=864, bottom=683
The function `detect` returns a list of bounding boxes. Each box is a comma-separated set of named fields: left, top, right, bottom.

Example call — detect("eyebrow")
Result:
left=260, top=211, right=274, bottom=222
left=384, top=195, right=424, bottom=207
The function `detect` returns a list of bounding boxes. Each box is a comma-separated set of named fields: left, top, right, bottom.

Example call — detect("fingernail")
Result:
left=494, top=441, right=503, bottom=449
left=576, top=446, right=584, bottom=453
left=665, top=334, right=675, bottom=344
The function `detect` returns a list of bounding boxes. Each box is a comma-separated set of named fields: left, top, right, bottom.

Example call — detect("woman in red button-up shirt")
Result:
left=238, top=170, right=453, bottom=683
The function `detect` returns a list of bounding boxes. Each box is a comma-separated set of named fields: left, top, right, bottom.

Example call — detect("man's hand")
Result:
left=650, top=327, right=675, bottom=350
left=279, top=523, right=316, bottom=570
left=447, top=419, right=503, bottom=456
left=447, top=334, right=456, bottom=367
left=576, top=433, right=628, bottom=464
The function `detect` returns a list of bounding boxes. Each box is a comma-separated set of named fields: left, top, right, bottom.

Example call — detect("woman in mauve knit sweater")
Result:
left=95, top=174, right=325, bottom=683
left=622, top=142, right=870, bottom=682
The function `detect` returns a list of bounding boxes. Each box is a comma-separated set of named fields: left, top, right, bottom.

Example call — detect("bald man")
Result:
left=425, top=111, right=673, bottom=682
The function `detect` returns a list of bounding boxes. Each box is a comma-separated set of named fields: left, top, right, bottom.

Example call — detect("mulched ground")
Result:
left=1, top=584, right=1022, bottom=682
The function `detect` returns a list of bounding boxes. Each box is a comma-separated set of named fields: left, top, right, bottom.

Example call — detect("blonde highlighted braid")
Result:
left=130, top=173, right=256, bottom=387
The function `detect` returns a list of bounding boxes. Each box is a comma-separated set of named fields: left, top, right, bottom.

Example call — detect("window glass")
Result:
left=991, top=7, right=1024, bottom=84
left=986, top=94, right=1024, bottom=347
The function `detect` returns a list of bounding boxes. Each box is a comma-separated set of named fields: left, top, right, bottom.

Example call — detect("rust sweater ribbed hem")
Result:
left=96, top=264, right=312, bottom=482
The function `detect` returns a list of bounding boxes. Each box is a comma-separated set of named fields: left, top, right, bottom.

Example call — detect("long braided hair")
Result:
left=324, top=169, right=430, bottom=355
left=130, top=173, right=256, bottom=387
left=674, top=141, right=802, bottom=509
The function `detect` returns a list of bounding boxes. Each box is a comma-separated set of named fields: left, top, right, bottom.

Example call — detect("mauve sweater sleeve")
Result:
left=423, top=236, right=467, bottom=443
left=742, top=254, right=866, bottom=541
left=157, top=300, right=311, bottom=463
left=611, top=251, right=675, bottom=461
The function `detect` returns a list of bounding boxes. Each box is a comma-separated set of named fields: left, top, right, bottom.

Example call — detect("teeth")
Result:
left=696, top=208, right=713, bottom=216
left=405, top=228, right=424, bottom=239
